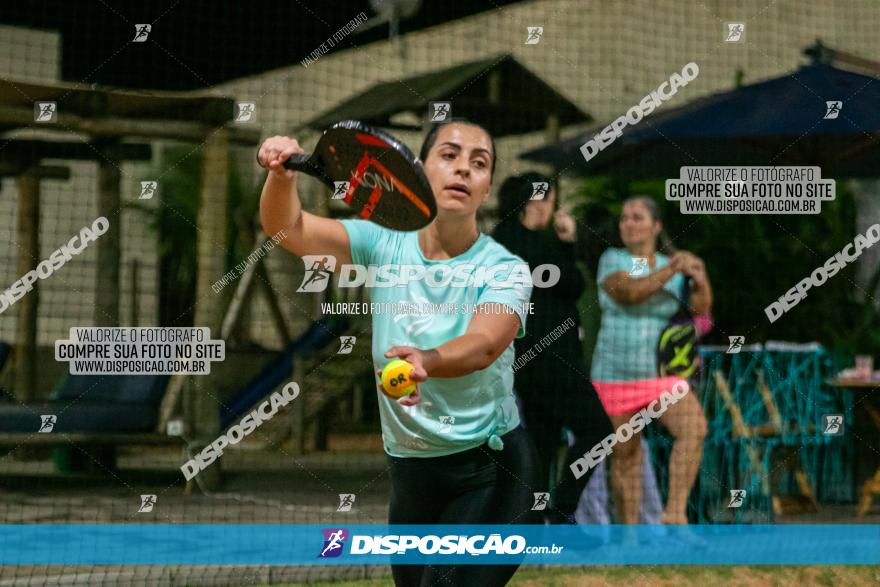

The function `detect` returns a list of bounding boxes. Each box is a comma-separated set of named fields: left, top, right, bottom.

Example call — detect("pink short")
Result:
left=593, top=376, right=686, bottom=415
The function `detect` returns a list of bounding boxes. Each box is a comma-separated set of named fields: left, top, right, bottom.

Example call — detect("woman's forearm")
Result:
left=605, top=264, right=678, bottom=305
left=421, top=333, right=498, bottom=378
left=690, top=278, right=713, bottom=315
left=259, top=172, right=302, bottom=236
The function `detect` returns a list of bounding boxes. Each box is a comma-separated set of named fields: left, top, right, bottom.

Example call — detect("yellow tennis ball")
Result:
left=381, top=359, right=417, bottom=398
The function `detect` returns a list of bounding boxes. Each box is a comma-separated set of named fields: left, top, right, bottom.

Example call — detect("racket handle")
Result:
left=255, top=151, right=311, bottom=170
left=282, top=153, right=312, bottom=171
left=282, top=153, right=333, bottom=188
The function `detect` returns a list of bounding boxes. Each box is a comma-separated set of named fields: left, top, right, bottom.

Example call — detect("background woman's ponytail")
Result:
left=658, top=229, right=677, bottom=255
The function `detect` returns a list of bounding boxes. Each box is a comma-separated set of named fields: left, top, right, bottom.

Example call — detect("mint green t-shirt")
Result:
left=340, top=219, right=532, bottom=458
left=590, top=247, right=684, bottom=382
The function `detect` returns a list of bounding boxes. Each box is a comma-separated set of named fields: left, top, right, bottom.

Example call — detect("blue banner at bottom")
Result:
left=1, top=524, right=878, bottom=565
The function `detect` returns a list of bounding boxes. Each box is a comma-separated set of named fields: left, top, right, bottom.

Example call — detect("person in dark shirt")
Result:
left=492, top=172, right=614, bottom=524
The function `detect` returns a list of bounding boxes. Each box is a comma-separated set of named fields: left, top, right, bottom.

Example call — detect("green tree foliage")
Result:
left=132, top=145, right=248, bottom=327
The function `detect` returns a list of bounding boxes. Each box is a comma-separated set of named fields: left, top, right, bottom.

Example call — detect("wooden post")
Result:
left=756, top=370, right=783, bottom=432
left=14, top=172, right=39, bottom=403
left=95, top=140, right=121, bottom=326
left=184, top=129, right=229, bottom=490
left=255, top=262, right=291, bottom=343
left=129, top=258, right=139, bottom=326
left=352, top=381, right=363, bottom=424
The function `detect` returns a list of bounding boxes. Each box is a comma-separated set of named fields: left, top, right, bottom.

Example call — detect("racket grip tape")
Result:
left=282, top=154, right=312, bottom=171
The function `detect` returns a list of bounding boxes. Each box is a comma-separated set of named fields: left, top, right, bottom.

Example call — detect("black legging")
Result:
left=387, top=425, right=541, bottom=587
left=518, top=379, right=614, bottom=520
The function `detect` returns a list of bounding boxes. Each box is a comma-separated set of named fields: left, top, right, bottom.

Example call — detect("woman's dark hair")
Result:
left=419, top=118, right=497, bottom=182
left=497, top=172, right=551, bottom=223
left=622, top=195, right=677, bottom=254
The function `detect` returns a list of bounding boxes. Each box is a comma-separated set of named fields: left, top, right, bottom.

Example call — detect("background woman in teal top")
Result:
left=258, top=119, right=541, bottom=587
left=591, top=196, right=712, bottom=525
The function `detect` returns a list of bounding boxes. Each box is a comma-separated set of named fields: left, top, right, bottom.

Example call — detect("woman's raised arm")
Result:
left=603, top=258, right=680, bottom=306
left=258, top=135, right=353, bottom=266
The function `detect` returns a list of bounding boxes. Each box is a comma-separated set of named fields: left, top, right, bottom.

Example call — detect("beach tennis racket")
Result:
left=279, top=120, right=436, bottom=231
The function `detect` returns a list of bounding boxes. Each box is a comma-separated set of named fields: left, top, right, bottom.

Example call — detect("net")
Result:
left=2, top=1, right=880, bottom=584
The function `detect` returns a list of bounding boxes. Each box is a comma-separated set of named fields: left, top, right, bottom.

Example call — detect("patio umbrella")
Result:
left=520, top=58, right=880, bottom=179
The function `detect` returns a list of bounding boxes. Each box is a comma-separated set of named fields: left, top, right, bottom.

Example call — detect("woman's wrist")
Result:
left=420, top=348, right=442, bottom=376
left=657, top=263, right=677, bottom=281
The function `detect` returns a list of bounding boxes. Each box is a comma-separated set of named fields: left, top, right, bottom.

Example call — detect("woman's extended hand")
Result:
left=673, top=251, right=708, bottom=286
left=670, top=251, right=697, bottom=271
left=684, top=258, right=708, bottom=287
left=553, top=209, right=577, bottom=243
left=377, top=346, right=430, bottom=406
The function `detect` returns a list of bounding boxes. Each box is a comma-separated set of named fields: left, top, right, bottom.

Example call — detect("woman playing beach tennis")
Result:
left=258, top=119, right=541, bottom=586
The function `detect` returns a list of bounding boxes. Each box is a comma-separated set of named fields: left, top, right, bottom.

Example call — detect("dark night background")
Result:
left=1, top=1, right=524, bottom=90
